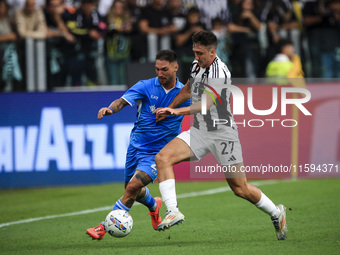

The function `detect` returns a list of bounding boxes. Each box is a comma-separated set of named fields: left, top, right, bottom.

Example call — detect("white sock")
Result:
left=255, top=192, right=280, bottom=218
left=159, top=179, right=179, bottom=212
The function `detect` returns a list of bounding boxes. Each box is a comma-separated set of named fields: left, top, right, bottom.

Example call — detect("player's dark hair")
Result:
left=276, top=39, right=293, bottom=54
left=156, top=50, right=177, bottom=63
left=192, top=30, right=217, bottom=49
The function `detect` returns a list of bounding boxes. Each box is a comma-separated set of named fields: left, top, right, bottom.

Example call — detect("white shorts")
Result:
left=177, top=127, right=243, bottom=165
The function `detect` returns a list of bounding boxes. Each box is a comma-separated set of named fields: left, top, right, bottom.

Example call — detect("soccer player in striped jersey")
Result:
left=155, top=31, right=287, bottom=240
left=86, top=50, right=190, bottom=240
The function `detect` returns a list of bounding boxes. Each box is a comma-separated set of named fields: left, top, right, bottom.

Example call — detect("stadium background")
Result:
left=0, top=1, right=339, bottom=253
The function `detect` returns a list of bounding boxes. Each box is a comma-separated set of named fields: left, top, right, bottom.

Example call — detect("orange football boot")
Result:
left=147, top=197, right=162, bottom=230
left=86, top=224, right=106, bottom=240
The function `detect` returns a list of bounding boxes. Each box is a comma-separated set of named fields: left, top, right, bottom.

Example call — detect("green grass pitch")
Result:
left=0, top=179, right=339, bottom=255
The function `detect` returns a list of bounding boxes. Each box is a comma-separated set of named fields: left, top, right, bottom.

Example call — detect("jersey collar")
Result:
left=155, top=77, right=181, bottom=89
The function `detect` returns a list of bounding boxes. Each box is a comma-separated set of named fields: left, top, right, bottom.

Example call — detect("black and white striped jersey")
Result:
left=190, top=56, right=238, bottom=133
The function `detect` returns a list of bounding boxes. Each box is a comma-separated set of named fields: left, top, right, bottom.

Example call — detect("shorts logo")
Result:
left=151, top=164, right=157, bottom=175
left=228, top=155, right=237, bottom=162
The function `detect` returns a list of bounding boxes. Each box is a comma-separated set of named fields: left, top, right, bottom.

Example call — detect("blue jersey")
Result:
left=122, top=77, right=190, bottom=152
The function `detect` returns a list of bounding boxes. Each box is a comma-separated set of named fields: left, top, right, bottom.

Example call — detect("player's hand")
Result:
left=155, top=108, right=167, bottom=122
left=159, top=107, right=179, bottom=116
left=155, top=107, right=178, bottom=122
left=98, top=107, right=113, bottom=119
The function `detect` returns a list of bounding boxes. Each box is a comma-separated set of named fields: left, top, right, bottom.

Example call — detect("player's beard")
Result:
left=159, top=76, right=170, bottom=87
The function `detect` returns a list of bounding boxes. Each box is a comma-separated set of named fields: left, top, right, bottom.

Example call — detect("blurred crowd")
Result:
left=0, top=0, right=339, bottom=91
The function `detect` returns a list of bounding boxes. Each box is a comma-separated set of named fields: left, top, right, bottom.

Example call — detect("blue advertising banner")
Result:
left=0, top=92, right=136, bottom=188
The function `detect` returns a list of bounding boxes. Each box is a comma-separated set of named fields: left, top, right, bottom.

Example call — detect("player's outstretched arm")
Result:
left=189, top=95, right=214, bottom=114
left=157, top=91, right=214, bottom=117
left=98, top=98, right=129, bottom=119
left=157, top=106, right=189, bottom=116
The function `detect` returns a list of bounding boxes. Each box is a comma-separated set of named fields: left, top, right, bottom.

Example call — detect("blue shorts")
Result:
left=124, top=144, right=158, bottom=182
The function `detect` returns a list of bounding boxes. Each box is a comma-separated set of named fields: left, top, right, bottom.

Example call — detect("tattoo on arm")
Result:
left=109, top=98, right=128, bottom=113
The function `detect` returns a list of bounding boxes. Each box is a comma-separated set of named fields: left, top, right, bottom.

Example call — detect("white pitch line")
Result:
left=176, top=180, right=279, bottom=199
left=0, top=180, right=281, bottom=228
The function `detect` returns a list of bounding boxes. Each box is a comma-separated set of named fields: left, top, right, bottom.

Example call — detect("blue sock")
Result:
left=101, top=199, right=131, bottom=226
left=112, top=199, right=131, bottom=211
left=136, top=187, right=156, bottom=212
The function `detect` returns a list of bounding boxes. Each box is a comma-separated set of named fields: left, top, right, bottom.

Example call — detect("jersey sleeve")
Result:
left=121, top=80, right=146, bottom=106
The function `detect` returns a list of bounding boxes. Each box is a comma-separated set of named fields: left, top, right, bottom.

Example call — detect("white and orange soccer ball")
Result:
left=104, top=210, right=133, bottom=238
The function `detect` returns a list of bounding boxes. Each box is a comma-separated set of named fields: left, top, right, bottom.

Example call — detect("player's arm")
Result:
left=158, top=92, right=214, bottom=116
left=155, top=79, right=191, bottom=121
left=98, top=98, right=129, bottom=119
left=169, top=79, right=191, bottom=108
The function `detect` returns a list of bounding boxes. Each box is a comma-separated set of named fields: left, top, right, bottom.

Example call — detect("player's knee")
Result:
left=155, top=151, right=170, bottom=167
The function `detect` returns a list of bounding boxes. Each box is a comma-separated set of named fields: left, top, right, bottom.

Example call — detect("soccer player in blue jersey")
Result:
left=86, top=50, right=190, bottom=240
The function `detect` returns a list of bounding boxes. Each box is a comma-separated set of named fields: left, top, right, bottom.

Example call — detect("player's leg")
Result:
left=86, top=177, right=136, bottom=240
left=214, top=138, right=287, bottom=240
left=86, top=170, right=158, bottom=239
left=112, top=145, right=142, bottom=210
left=113, top=170, right=153, bottom=209
left=112, top=152, right=162, bottom=230
left=224, top=163, right=261, bottom=203
left=156, top=137, right=194, bottom=181
left=86, top=145, right=144, bottom=239
left=225, top=162, right=287, bottom=240
left=155, top=137, right=195, bottom=230
left=128, top=171, right=163, bottom=230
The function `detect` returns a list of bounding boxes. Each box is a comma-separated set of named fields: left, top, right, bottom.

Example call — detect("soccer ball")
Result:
left=104, top=210, right=133, bottom=238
